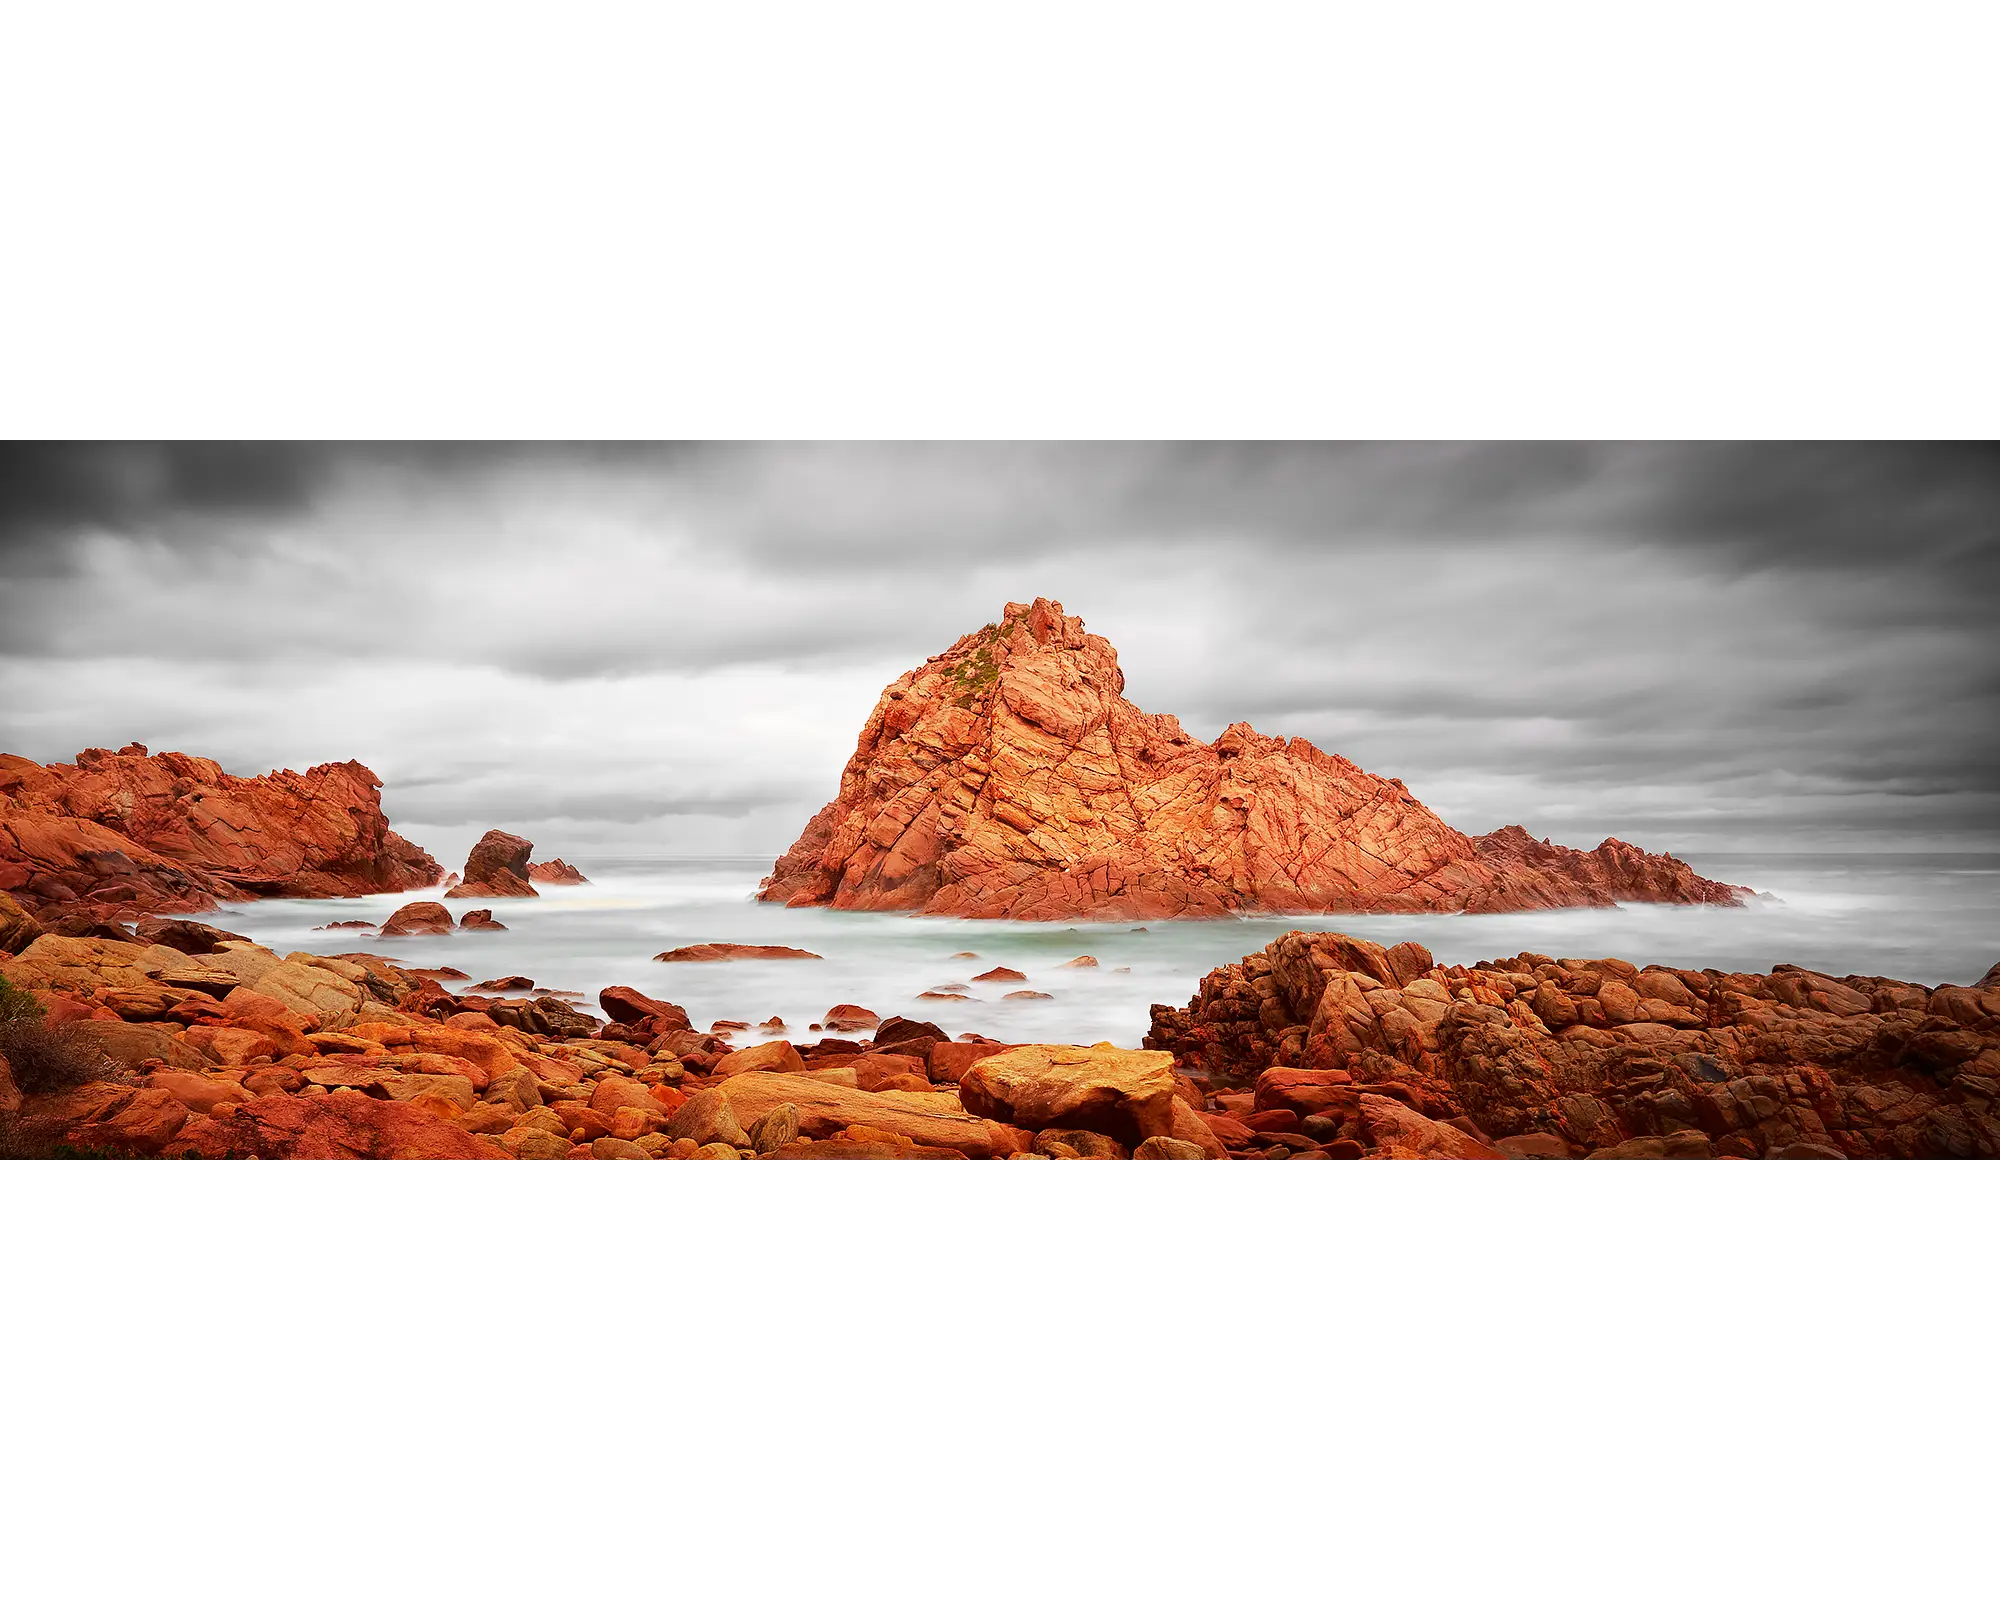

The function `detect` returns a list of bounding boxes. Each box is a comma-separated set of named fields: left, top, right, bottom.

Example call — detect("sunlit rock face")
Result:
left=759, top=598, right=1748, bottom=921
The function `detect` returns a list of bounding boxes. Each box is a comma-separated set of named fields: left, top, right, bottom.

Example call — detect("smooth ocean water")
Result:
left=206, top=853, right=2000, bottom=1049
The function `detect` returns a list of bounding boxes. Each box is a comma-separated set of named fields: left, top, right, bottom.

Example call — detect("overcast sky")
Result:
left=1, top=442, right=1993, bottom=872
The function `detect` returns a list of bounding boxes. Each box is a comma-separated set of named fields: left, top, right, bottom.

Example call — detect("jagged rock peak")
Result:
left=760, top=599, right=1749, bottom=920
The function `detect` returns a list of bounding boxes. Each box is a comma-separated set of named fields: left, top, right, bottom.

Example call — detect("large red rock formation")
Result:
left=1145, top=930, right=2000, bottom=1159
left=760, top=598, right=1749, bottom=919
left=0, top=743, right=439, bottom=918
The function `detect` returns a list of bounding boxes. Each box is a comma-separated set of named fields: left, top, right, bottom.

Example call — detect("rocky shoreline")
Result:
left=3, top=904, right=1993, bottom=1159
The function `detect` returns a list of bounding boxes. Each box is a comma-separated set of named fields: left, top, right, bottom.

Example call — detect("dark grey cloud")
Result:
left=0, top=442, right=1993, bottom=858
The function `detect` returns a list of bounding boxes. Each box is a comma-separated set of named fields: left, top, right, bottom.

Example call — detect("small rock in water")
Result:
left=1003, top=990, right=1053, bottom=1001
left=378, top=900, right=454, bottom=937
left=459, top=909, right=507, bottom=931
left=972, top=966, right=1025, bottom=983
left=1058, top=955, right=1099, bottom=968
left=656, top=943, right=822, bottom=962
left=470, top=975, right=534, bottom=992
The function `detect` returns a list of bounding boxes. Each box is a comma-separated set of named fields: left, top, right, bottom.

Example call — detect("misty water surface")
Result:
left=200, top=852, right=2000, bottom=1050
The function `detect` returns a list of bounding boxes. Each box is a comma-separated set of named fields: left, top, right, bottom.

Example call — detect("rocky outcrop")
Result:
left=654, top=943, right=822, bottom=962
left=758, top=598, right=1748, bottom=920
left=0, top=743, right=439, bottom=918
left=528, top=859, right=589, bottom=885
left=1144, top=930, right=2000, bottom=1158
left=444, top=830, right=537, bottom=899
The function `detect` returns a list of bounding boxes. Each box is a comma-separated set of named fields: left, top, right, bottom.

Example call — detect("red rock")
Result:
left=170, top=1088, right=507, bottom=1159
left=143, top=1072, right=250, bottom=1120
left=1, top=888, right=45, bottom=953
left=1200, top=1112, right=1257, bottom=1149
left=873, top=1017, right=950, bottom=1057
left=185, top=1024, right=277, bottom=1067
left=926, top=1040, right=1012, bottom=1084
left=972, top=966, right=1026, bottom=982
left=379, top=901, right=454, bottom=936
left=527, top=859, right=589, bottom=885
left=443, top=830, right=539, bottom=899
left=711, top=1039, right=809, bottom=1078
left=0, top=746, right=438, bottom=917
left=665, top=1086, right=750, bottom=1149
left=471, top=975, right=534, bottom=992
left=1132, top=1135, right=1208, bottom=1159
left=1003, top=990, right=1052, bottom=1001
left=458, top=909, right=507, bottom=930
left=596, top=986, right=692, bottom=1032
left=1253, top=1067, right=1357, bottom=1119
left=313, top=920, right=375, bottom=931
left=765, top=1139, right=966, bottom=1160
left=823, top=1003, right=879, bottom=1032
left=841, top=1052, right=929, bottom=1091
left=242, top=1064, right=307, bottom=1095
left=57, top=1085, right=191, bottom=1155
left=716, top=1072, right=1026, bottom=1158
left=654, top=943, right=822, bottom=962
left=551, top=1103, right=617, bottom=1141
left=1147, top=928, right=2000, bottom=1159
left=959, top=1043, right=1192, bottom=1146
left=1360, top=1095, right=1507, bottom=1160
left=758, top=599, right=1750, bottom=919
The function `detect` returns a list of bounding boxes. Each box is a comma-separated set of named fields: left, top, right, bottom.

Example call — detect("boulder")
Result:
left=873, top=1017, right=951, bottom=1057
left=823, top=1003, right=879, bottom=1032
left=666, top=1086, right=751, bottom=1149
left=1359, top=1095, right=1507, bottom=1160
left=958, top=1043, right=1189, bottom=1146
left=1133, top=1136, right=1208, bottom=1159
left=928, top=1040, right=1012, bottom=1084
left=379, top=901, right=454, bottom=937
left=748, top=1103, right=802, bottom=1154
left=528, top=859, right=589, bottom=885
left=0, top=888, right=45, bottom=954
left=717, top=1072, right=1027, bottom=1158
left=443, top=830, right=539, bottom=899
left=598, top=986, right=692, bottom=1032
left=458, top=909, right=507, bottom=931
left=711, top=1039, right=808, bottom=1078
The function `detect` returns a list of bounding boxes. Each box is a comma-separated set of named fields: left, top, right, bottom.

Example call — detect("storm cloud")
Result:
left=1, top=442, right=1993, bottom=870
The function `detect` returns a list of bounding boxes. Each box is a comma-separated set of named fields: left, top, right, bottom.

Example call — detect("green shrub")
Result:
left=0, top=975, right=113, bottom=1097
